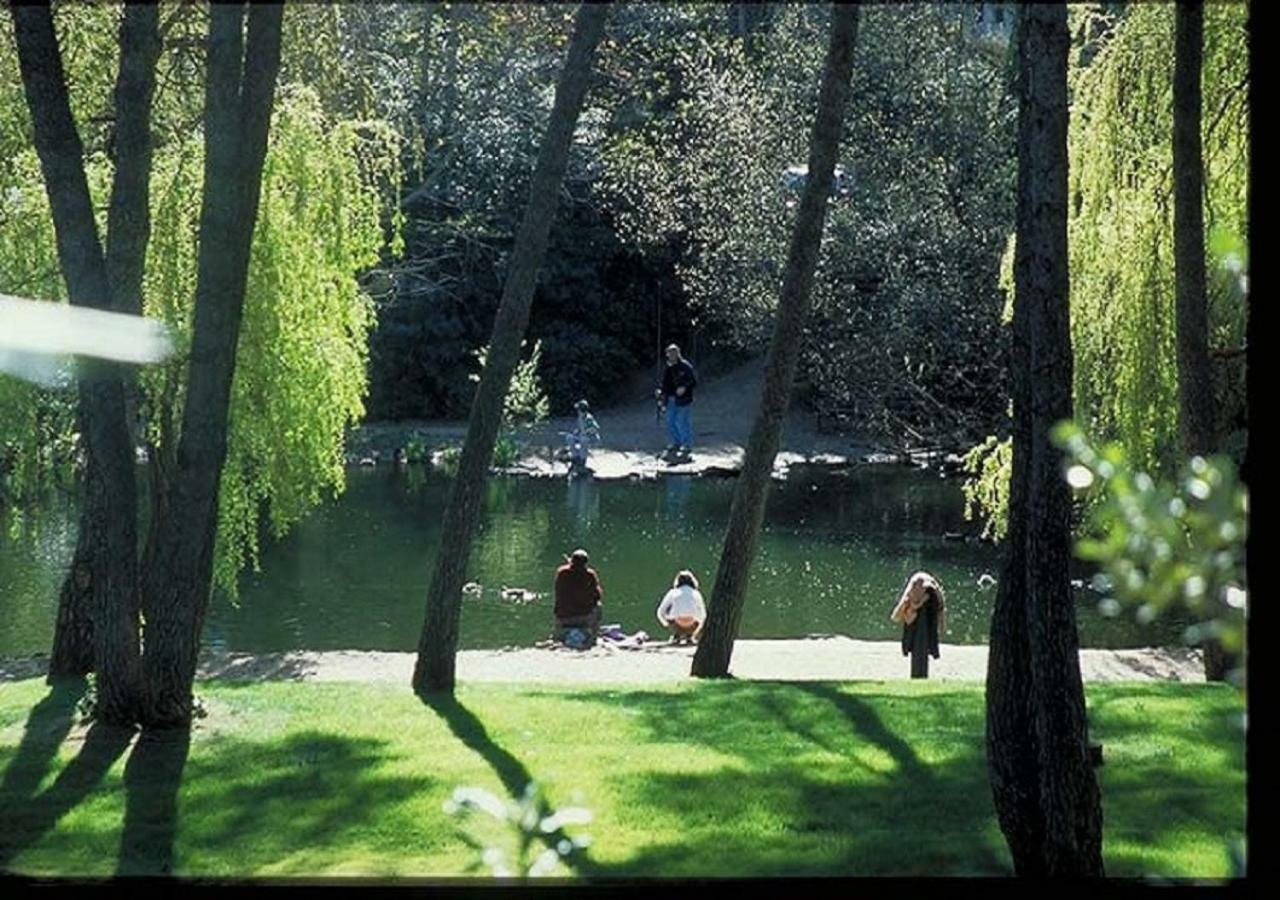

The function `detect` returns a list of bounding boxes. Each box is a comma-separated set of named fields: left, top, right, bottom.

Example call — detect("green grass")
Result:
left=0, top=677, right=1245, bottom=879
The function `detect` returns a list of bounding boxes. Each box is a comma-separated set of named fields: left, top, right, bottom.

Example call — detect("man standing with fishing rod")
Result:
left=655, top=343, right=697, bottom=460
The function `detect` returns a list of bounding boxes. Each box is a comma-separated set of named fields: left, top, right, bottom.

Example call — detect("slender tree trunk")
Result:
left=1173, top=5, right=1213, bottom=460
left=690, top=4, right=859, bottom=679
left=1021, top=4, right=1103, bottom=873
left=43, top=3, right=161, bottom=685
left=984, top=211, right=1044, bottom=873
left=1173, top=1, right=1232, bottom=683
left=140, top=3, right=284, bottom=727
left=12, top=5, right=154, bottom=723
left=986, top=5, right=1104, bottom=876
left=412, top=3, right=610, bottom=694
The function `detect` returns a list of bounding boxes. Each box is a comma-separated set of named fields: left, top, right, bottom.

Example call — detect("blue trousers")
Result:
left=666, top=402, right=693, bottom=448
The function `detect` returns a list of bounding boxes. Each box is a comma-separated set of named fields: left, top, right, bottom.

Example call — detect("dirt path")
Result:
left=1, top=640, right=1205, bottom=686
left=355, top=357, right=888, bottom=480
left=199, top=639, right=1202, bottom=684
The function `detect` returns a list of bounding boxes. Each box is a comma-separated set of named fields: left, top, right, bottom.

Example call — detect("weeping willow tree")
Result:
left=142, top=86, right=401, bottom=594
left=1068, top=1, right=1247, bottom=474
left=0, top=5, right=401, bottom=598
left=964, top=2, right=1249, bottom=535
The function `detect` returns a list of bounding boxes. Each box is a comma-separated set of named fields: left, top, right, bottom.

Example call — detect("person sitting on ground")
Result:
left=656, top=569, right=706, bottom=645
left=553, top=548, right=603, bottom=645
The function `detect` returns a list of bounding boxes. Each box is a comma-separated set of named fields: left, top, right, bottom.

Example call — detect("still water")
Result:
left=0, top=466, right=1184, bottom=656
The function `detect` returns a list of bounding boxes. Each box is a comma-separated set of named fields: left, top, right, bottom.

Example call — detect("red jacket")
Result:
left=554, top=563, right=602, bottom=619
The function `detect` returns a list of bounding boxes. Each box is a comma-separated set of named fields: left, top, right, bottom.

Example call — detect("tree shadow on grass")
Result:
left=0, top=717, right=134, bottom=871
left=0, top=678, right=85, bottom=808
left=531, top=681, right=1241, bottom=877
left=116, top=726, right=191, bottom=876
left=418, top=691, right=598, bottom=876
left=526, top=682, right=1009, bottom=876
left=174, top=729, right=440, bottom=876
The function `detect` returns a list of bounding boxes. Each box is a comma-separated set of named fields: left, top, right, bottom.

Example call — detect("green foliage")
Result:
left=403, top=434, right=429, bottom=465
left=144, top=86, right=401, bottom=595
left=466, top=339, right=548, bottom=471
left=960, top=435, right=1011, bottom=541
left=599, top=4, right=1018, bottom=445
left=1067, top=3, right=1248, bottom=474
left=0, top=7, right=115, bottom=508
left=495, top=340, right=550, bottom=429
left=0, top=8, right=402, bottom=596
left=443, top=782, right=593, bottom=878
left=962, top=6, right=1249, bottom=537
left=1054, top=421, right=1246, bottom=662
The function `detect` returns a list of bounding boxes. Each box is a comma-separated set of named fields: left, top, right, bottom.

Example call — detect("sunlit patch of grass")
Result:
left=0, top=678, right=1244, bottom=878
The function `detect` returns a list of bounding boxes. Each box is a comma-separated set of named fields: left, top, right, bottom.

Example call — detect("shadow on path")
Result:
left=116, top=726, right=191, bottom=876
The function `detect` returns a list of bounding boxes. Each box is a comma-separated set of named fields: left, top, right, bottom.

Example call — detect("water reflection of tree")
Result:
left=661, top=476, right=691, bottom=523
left=565, top=476, right=600, bottom=538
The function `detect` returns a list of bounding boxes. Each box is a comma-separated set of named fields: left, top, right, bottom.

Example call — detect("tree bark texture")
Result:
left=690, top=3, right=859, bottom=679
left=1172, top=2, right=1234, bottom=683
left=412, top=2, right=610, bottom=694
left=12, top=5, right=146, bottom=722
left=42, top=3, right=161, bottom=685
left=140, top=2, right=284, bottom=727
left=1173, top=1, right=1214, bottom=461
left=984, top=240, right=1045, bottom=874
left=986, top=5, right=1104, bottom=876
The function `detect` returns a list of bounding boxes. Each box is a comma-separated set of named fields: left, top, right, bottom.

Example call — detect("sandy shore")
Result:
left=352, top=357, right=908, bottom=481
left=0, top=638, right=1206, bottom=685
left=189, top=639, right=1204, bottom=685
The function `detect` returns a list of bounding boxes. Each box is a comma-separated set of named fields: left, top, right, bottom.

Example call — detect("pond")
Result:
left=0, top=466, right=1187, bottom=657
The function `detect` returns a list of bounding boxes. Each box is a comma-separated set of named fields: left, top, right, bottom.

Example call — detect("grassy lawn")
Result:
left=0, top=677, right=1244, bottom=879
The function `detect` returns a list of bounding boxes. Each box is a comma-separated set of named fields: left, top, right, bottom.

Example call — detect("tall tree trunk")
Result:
left=140, top=2, right=284, bottom=727
left=1022, top=4, right=1103, bottom=872
left=691, top=3, right=859, bottom=679
left=986, top=4, right=1104, bottom=876
left=44, top=3, right=161, bottom=685
left=412, top=2, right=610, bottom=694
left=1173, top=1, right=1232, bottom=683
left=12, top=5, right=154, bottom=724
left=984, top=173, right=1045, bottom=874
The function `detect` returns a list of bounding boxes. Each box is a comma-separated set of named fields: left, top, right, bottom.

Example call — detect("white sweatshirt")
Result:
left=656, top=585, right=706, bottom=624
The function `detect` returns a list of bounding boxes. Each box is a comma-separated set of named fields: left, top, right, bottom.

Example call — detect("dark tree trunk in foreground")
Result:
left=140, top=3, right=283, bottom=727
left=691, top=3, right=859, bottom=678
left=413, top=3, right=610, bottom=693
left=43, top=3, right=161, bottom=684
left=986, top=4, right=1104, bottom=876
left=1173, top=1, right=1213, bottom=460
left=984, top=178, right=1044, bottom=873
left=1173, top=1, right=1234, bottom=683
left=12, top=5, right=153, bottom=723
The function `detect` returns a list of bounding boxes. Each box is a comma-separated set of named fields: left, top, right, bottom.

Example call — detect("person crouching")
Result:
left=553, top=548, right=603, bottom=645
left=656, top=570, right=706, bottom=645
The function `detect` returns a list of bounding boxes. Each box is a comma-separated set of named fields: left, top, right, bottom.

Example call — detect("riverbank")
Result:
left=0, top=638, right=1205, bottom=684
left=349, top=358, right=962, bottom=480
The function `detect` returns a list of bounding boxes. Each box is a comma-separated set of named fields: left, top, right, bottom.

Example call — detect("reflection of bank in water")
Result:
left=661, top=475, right=692, bottom=521
left=566, top=476, right=600, bottom=535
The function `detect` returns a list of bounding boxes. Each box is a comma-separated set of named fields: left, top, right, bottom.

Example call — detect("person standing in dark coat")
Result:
left=890, top=571, right=947, bottom=678
left=655, top=343, right=698, bottom=457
